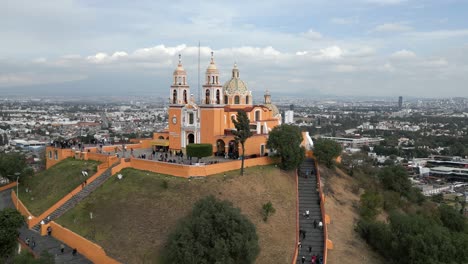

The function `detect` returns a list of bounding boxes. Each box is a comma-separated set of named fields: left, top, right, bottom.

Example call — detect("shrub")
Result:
left=261, top=201, right=276, bottom=222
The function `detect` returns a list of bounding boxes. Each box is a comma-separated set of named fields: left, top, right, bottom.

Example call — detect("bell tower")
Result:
left=168, top=54, right=189, bottom=151
left=170, top=54, right=189, bottom=105
left=201, top=52, right=223, bottom=105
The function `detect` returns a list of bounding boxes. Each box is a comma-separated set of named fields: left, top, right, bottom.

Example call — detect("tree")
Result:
left=231, top=111, right=253, bottom=176
left=0, top=152, right=31, bottom=182
left=162, top=196, right=259, bottom=264
left=267, top=124, right=304, bottom=170
left=378, top=165, right=411, bottom=195
left=439, top=205, right=466, bottom=232
left=186, top=143, right=213, bottom=162
left=313, top=138, right=342, bottom=168
left=261, top=201, right=276, bottom=222
left=360, top=190, right=383, bottom=220
left=0, top=208, right=25, bottom=260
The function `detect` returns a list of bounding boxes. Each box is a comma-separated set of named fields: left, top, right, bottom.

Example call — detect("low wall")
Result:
left=315, top=159, right=329, bottom=264
left=11, top=190, right=36, bottom=228
left=126, top=157, right=275, bottom=178
left=28, top=168, right=106, bottom=228
left=45, top=147, right=75, bottom=169
left=50, top=221, right=120, bottom=264
left=291, top=170, right=300, bottom=264
left=0, top=181, right=17, bottom=192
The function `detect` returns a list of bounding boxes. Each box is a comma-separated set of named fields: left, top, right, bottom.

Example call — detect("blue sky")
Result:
left=1, top=0, right=468, bottom=98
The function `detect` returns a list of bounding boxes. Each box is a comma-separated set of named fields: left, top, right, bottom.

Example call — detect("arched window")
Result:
left=174, top=76, right=177, bottom=84
left=234, top=95, right=240, bottom=104
left=48, top=151, right=52, bottom=159
left=173, top=89, right=177, bottom=104
left=216, top=76, right=218, bottom=84
left=224, top=95, right=228, bottom=104
left=212, top=76, right=215, bottom=84
left=183, top=76, right=186, bottom=85
left=207, top=76, right=210, bottom=84
left=189, top=113, right=194, bottom=124
left=205, top=89, right=211, bottom=104
left=246, top=96, right=250, bottom=104
left=216, top=90, right=220, bottom=104
left=178, top=76, right=182, bottom=85
left=255, top=110, right=260, bottom=121
left=183, top=90, right=187, bottom=104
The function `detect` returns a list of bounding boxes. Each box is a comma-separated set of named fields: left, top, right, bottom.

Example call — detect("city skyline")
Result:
left=1, top=0, right=468, bottom=98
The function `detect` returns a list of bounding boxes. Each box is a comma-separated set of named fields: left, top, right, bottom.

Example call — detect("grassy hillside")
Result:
left=320, top=166, right=385, bottom=264
left=19, top=158, right=99, bottom=215
left=56, top=165, right=296, bottom=264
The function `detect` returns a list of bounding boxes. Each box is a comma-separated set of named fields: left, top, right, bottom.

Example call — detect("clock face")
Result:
left=172, top=116, right=177, bottom=124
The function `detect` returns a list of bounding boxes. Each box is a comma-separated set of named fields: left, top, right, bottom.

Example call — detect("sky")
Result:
left=1, top=0, right=468, bottom=99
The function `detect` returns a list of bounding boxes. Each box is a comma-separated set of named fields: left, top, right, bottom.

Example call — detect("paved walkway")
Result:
left=297, top=158, right=324, bottom=263
left=0, top=189, right=91, bottom=263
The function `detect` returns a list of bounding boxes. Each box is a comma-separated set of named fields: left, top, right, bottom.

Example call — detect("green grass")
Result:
left=19, top=158, right=100, bottom=216
left=56, top=165, right=296, bottom=264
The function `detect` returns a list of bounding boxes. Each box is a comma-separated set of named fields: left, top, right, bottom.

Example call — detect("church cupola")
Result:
left=222, top=63, right=252, bottom=106
left=202, top=52, right=223, bottom=105
left=170, top=54, right=190, bottom=105
left=264, top=89, right=271, bottom=104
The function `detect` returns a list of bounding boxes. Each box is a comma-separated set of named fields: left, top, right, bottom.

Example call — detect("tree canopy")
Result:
left=232, top=111, right=253, bottom=175
left=186, top=143, right=213, bottom=162
left=266, top=124, right=304, bottom=170
left=0, top=152, right=31, bottom=182
left=378, top=165, right=412, bottom=195
left=162, top=195, right=259, bottom=264
left=313, top=138, right=342, bottom=168
left=0, top=208, right=25, bottom=260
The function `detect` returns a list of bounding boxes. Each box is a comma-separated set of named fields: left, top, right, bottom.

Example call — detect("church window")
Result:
left=173, top=90, right=177, bottom=104
left=178, top=76, right=182, bottom=85
left=189, top=113, right=194, bottom=124
left=216, top=90, right=220, bottom=104
left=205, top=89, right=210, bottom=104
left=48, top=151, right=52, bottom=159
left=246, top=96, right=250, bottom=104
left=174, top=76, right=177, bottom=84
left=234, top=96, right=240, bottom=104
left=255, top=110, right=260, bottom=121
left=183, top=77, right=185, bottom=85
left=212, top=76, right=215, bottom=84
left=224, top=95, right=228, bottom=104
left=183, top=90, right=187, bottom=104
left=216, top=76, right=218, bottom=84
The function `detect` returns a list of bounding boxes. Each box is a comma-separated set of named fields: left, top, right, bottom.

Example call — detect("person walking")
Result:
left=72, top=248, right=77, bottom=256
left=301, top=256, right=306, bottom=264
left=60, top=244, right=65, bottom=254
left=302, top=230, right=306, bottom=240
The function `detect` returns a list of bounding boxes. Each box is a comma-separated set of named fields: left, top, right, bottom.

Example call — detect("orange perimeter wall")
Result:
left=0, top=181, right=17, bottom=192
left=11, top=190, right=36, bottom=228
left=291, top=170, right=299, bottom=264
left=125, top=157, right=275, bottom=178
left=50, top=221, right=120, bottom=264
left=45, top=147, right=75, bottom=169
left=315, top=159, right=329, bottom=264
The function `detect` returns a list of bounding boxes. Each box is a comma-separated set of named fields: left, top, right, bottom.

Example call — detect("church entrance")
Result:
left=228, top=140, right=238, bottom=159
left=216, top=139, right=225, bottom=156
left=187, top=133, right=195, bottom=144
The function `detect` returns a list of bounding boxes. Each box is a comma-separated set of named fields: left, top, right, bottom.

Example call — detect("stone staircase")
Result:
left=32, top=163, right=118, bottom=232
left=297, top=158, right=324, bottom=262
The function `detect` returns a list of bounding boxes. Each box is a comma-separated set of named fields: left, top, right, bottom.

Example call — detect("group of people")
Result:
left=301, top=254, right=323, bottom=264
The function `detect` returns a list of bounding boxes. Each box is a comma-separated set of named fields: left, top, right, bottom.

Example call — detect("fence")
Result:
left=290, top=170, right=300, bottom=264
left=11, top=190, right=36, bottom=228
left=315, top=159, right=329, bottom=264
left=0, top=181, right=17, bottom=192
left=50, top=221, right=120, bottom=264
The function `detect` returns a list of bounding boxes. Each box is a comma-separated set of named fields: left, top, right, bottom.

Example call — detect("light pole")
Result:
left=14, top=172, right=20, bottom=209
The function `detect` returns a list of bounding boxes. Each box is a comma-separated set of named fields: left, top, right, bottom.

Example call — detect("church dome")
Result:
left=223, top=64, right=249, bottom=95
left=265, top=103, right=280, bottom=117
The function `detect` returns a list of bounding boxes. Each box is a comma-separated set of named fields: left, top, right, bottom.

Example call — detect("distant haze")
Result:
left=1, top=1, right=468, bottom=98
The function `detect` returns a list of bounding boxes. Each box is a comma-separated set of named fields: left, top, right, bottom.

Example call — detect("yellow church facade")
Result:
left=153, top=53, right=282, bottom=158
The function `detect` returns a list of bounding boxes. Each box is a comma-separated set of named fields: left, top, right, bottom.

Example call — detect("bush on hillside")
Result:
left=161, top=195, right=259, bottom=264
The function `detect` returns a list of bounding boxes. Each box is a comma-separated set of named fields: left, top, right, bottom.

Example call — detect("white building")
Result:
left=284, top=110, right=294, bottom=124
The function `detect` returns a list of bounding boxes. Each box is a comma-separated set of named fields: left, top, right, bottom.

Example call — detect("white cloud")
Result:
left=301, top=29, right=323, bottom=40
left=407, top=29, right=468, bottom=39
left=331, top=17, right=358, bottom=25
left=391, top=49, right=416, bottom=59
left=333, top=65, right=357, bottom=72
left=320, top=46, right=343, bottom=59
left=365, top=0, right=407, bottom=5
left=374, top=23, right=412, bottom=32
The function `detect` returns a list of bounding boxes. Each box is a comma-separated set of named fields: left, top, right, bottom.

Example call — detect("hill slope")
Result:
left=320, top=166, right=384, bottom=264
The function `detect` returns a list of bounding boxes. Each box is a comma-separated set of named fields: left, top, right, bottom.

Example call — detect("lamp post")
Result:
left=14, top=172, right=20, bottom=209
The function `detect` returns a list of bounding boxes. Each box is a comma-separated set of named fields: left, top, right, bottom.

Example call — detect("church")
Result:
left=153, top=52, right=281, bottom=158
